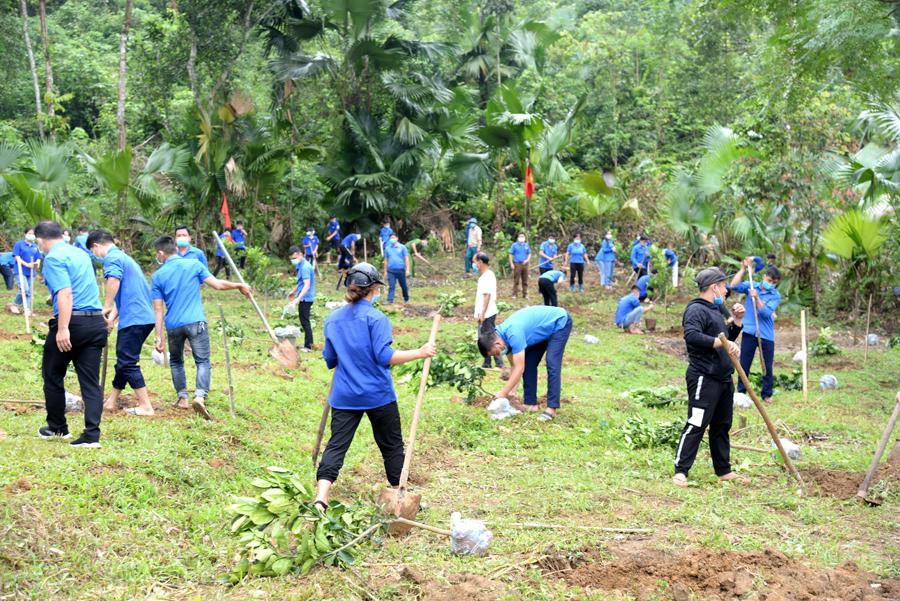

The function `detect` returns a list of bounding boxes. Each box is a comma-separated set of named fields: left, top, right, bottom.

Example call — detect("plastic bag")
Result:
left=583, top=334, right=599, bottom=344
left=325, top=301, right=347, bottom=311
left=487, top=397, right=521, bottom=420
left=866, top=334, right=879, bottom=346
left=450, top=511, right=492, bottom=556
left=792, top=350, right=806, bottom=363
left=819, top=374, right=838, bottom=390
left=151, top=349, right=169, bottom=366
left=64, top=391, right=83, bottom=413
left=772, top=437, right=802, bottom=461
left=733, top=392, right=753, bottom=409
left=281, top=303, right=295, bottom=319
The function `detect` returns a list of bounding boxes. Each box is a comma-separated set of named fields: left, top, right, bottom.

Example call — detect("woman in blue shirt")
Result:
left=314, top=263, right=437, bottom=510
left=598, top=231, right=617, bottom=289
left=565, top=234, right=587, bottom=293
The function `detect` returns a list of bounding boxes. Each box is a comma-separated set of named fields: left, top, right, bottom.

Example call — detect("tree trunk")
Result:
left=116, top=0, right=133, bottom=151
left=19, top=0, right=44, bottom=139
left=37, top=0, right=55, bottom=139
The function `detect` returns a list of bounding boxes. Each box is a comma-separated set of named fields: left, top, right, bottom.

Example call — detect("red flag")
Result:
left=220, top=192, right=232, bottom=229
left=524, top=161, right=534, bottom=200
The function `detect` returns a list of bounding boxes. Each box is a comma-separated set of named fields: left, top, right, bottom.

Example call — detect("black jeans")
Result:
left=569, top=263, right=584, bottom=287
left=737, top=335, right=776, bottom=399
left=43, top=315, right=108, bottom=441
left=539, top=278, right=558, bottom=306
left=479, top=315, right=504, bottom=368
left=213, top=256, right=231, bottom=278
left=297, top=301, right=313, bottom=349
left=674, top=372, right=734, bottom=477
left=235, top=248, right=247, bottom=270
left=112, top=323, right=155, bottom=390
left=316, top=402, right=405, bottom=485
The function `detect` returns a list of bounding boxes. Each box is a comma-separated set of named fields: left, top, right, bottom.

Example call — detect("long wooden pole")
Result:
left=863, top=293, right=873, bottom=363
left=718, top=333, right=804, bottom=491
left=17, top=262, right=30, bottom=334
left=748, top=266, right=766, bottom=376
left=857, top=394, right=900, bottom=501
left=218, top=304, right=235, bottom=417
left=800, top=309, right=809, bottom=403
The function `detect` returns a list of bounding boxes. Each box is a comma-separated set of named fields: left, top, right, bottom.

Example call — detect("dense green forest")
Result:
left=0, top=0, right=898, bottom=319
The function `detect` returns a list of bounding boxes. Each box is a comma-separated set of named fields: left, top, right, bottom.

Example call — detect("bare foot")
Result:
left=673, top=473, right=688, bottom=488
left=719, top=472, right=750, bottom=484
left=174, top=398, right=190, bottom=410
left=523, top=405, right=542, bottom=413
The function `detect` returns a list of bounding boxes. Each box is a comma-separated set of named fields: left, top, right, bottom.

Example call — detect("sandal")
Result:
left=125, top=407, right=154, bottom=416
left=313, top=500, right=328, bottom=513
left=538, top=411, right=556, bottom=422
left=672, top=473, right=688, bottom=488
left=191, top=399, right=212, bottom=421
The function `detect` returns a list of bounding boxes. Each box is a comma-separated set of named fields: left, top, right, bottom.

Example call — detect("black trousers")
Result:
left=0, top=264, right=13, bottom=290
left=112, top=322, right=154, bottom=390
left=213, top=256, right=231, bottom=278
left=479, top=315, right=504, bottom=368
left=539, top=278, right=558, bottom=306
left=235, top=249, right=247, bottom=269
left=297, top=301, right=313, bottom=349
left=673, top=372, right=734, bottom=476
left=569, top=263, right=584, bottom=286
left=43, top=315, right=108, bottom=441
left=539, top=266, right=552, bottom=275
left=316, top=402, right=405, bottom=485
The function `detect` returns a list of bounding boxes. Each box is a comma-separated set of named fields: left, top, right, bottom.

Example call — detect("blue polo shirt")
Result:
left=509, top=241, right=531, bottom=263
left=323, top=300, right=396, bottom=410
left=0, top=252, right=14, bottom=269
left=538, top=241, right=558, bottom=269
left=752, top=256, right=765, bottom=273
left=567, top=241, right=586, bottom=264
left=12, top=240, right=42, bottom=277
left=178, top=245, right=209, bottom=268
left=615, top=294, right=641, bottom=326
left=295, top=259, right=316, bottom=302
left=540, top=270, right=565, bottom=283
left=731, top=282, right=781, bottom=341
left=385, top=241, right=408, bottom=271
left=342, top=233, right=360, bottom=250
left=664, top=248, right=678, bottom=266
left=302, top=234, right=319, bottom=257
left=598, top=239, right=616, bottom=262
left=74, top=237, right=91, bottom=257
left=496, top=306, right=570, bottom=354
left=328, top=220, right=341, bottom=242
left=636, top=274, right=651, bottom=299
left=379, top=227, right=394, bottom=245
left=214, top=232, right=232, bottom=258
left=42, top=241, right=102, bottom=316
left=150, top=255, right=212, bottom=329
left=630, top=244, right=649, bottom=269
left=232, top=228, right=246, bottom=249
left=102, top=246, right=155, bottom=329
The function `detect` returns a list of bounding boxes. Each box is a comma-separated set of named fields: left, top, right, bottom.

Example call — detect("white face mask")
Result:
left=574, top=239, right=581, bottom=245
left=63, top=234, right=71, bottom=243
left=605, top=234, right=613, bottom=240
left=25, top=234, right=36, bottom=242
left=517, top=237, right=525, bottom=243
left=548, top=238, right=556, bottom=245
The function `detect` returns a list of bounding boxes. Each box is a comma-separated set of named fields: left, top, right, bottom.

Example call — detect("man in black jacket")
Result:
left=673, top=267, right=748, bottom=488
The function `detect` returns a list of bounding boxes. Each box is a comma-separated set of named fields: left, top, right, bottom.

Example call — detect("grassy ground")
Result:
left=0, top=254, right=897, bottom=600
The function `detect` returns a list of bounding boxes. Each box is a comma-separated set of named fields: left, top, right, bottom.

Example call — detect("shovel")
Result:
left=212, top=231, right=298, bottom=369
left=747, top=266, right=766, bottom=376
left=16, top=262, right=30, bottom=334
left=312, top=373, right=336, bottom=468
left=378, top=314, right=441, bottom=535
left=857, top=392, right=900, bottom=504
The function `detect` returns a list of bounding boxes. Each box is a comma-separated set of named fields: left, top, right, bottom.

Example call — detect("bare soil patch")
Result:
left=801, top=461, right=898, bottom=500
left=396, top=567, right=503, bottom=601
left=0, top=330, right=32, bottom=342
left=550, top=543, right=900, bottom=601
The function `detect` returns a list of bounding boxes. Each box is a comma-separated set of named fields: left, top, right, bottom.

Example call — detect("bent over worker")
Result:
left=673, top=267, right=748, bottom=488
left=478, top=305, right=572, bottom=421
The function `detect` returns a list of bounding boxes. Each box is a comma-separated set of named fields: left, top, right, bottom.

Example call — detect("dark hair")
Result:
left=477, top=327, right=498, bottom=358
left=345, top=283, right=375, bottom=303
left=639, top=236, right=649, bottom=242
left=765, top=266, right=781, bottom=282
left=474, top=252, right=489, bottom=265
left=288, top=245, right=301, bottom=255
left=174, top=224, right=191, bottom=235
left=650, top=268, right=658, bottom=275
left=330, top=215, right=336, bottom=219
left=631, top=285, right=641, bottom=293
left=78, top=226, right=89, bottom=234
left=23, top=226, right=34, bottom=234
left=86, top=230, right=114, bottom=248
left=154, top=235, right=177, bottom=255
left=574, top=232, right=582, bottom=238
left=766, top=253, right=777, bottom=261
left=236, top=220, right=243, bottom=226
left=34, top=221, right=63, bottom=239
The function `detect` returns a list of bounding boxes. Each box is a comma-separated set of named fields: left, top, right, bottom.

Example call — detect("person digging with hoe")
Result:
left=313, top=263, right=437, bottom=511
left=672, top=267, right=749, bottom=488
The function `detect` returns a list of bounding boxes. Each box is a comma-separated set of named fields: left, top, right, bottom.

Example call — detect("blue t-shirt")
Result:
left=328, top=220, right=341, bottom=243
left=231, top=228, right=246, bottom=249
left=12, top=240, right=42, bottom=277
left=74, top=238, right=91, bottom=257
left=636, top=274, right=651, bottom=298
left=379, top=227, right=394, bottom=244
left=615, top=294, right=641, bottom=326
left=323, top=300, right=396, bottom=410
left=0, top=252, right=14, bottom=269
left=150, top=256, right=212, bottom=329
left=599, top=239, right=616, bottom=262
left=538, top=241, right=558, bottom=268
left=509, top=241, right=531, bottom=263
left=302, top=234, right=319, bottom=257
left=496, top=306, right=570, bottom=354
left=178, top=245, right=209, bottom=268
left=731, top=281, right=781, bottom=341
left=385, top=241, right=408, bottom=271
left=103, top=246, right=155, bottom=329
left=540, top=270, right=565, bottom=283
left=42, top=241, right=102, bottom=316
left=295, top=259, right=316, bottom=302
left=664, top=248, right=678, bottom=266
left=342, top=233, right=360, bottom=249
left=214, top=232, right=232, bottom=258
left=630, top=244, right=649, bottom=268
left=567, top=241, right=586, bottom=264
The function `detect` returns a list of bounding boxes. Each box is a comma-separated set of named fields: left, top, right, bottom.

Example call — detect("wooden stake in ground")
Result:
left=864, top=293, right=873, bottom=363
left=16, top=262, right=30, bottom=334
left=363, top=237, right=367, bottom=262
left=212, top=231, right=298, bottom=369
left=800, top=309, right=809, bottom=403
left=718, top=333, right=804, bottom=492
left=312, top=373, right=336, bottom=468
left=747, top=266, right=766, bottom=376
left=857, top=392, right=900, bottom=502
left=218, top=304, right=235, bottom=417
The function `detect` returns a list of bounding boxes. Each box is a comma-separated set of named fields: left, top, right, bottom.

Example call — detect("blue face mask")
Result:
left=76, top=234, right=88, bottom=246
left=761, top=280, right=774, bottom=291
left=713, top=296, right=724, bottom=306
left=372, top=294, right=381, bottom=304
left=176, top=236, right=190, bottom=248
left=290, top=258, right=301, bottom=266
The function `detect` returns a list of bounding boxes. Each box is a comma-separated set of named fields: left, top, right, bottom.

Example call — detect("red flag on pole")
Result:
left=220, top=192, right=232, bottom=229
left=524, top=161, right=534, bottom=200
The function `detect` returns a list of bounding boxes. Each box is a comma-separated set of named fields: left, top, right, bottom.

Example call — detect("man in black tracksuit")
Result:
left=673, top=267, right=749, bottom=487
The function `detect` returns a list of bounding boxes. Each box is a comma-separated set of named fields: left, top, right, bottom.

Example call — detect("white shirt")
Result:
left=475, top=268, right=498, bottom=319
left=467, top=225, right=482, bottom=248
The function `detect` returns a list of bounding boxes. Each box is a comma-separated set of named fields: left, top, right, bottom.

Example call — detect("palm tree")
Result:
left=821, top=209, right=890, bottom=314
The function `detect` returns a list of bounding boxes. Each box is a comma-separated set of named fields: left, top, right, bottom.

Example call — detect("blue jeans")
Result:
left=465, top=246, right=478, bottom=273
left=167, top=321, right=211, bottom=399
left=387, top=269, right=409, bottom=303
left=13, top=273, right=32, bottom=308
left=737, top=335, right=775, bottom=399
left=617, top=306, right=644, bottom=328
left=113, top=323, right=155, bottom=390
left=599, top=260, right=614, bottom=286
left=0, top=264, right=13, bottom=290
left=523, top=316, right=572, bottom=409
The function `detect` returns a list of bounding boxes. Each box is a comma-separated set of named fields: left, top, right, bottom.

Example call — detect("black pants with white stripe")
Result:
left=673, top=372, right=733, bottom=477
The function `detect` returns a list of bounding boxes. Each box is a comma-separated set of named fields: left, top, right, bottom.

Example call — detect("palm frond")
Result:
left=344, top=111, right=386, bottom=171
left=270, top=52, right=336, bottom=81
left=446, top=152, right=493, bottom=192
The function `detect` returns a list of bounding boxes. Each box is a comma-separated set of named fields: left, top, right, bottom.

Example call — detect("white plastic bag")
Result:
left=792, top=350, right=806, bottom=363
left=325, top=301, right=347, bottom=311
left=819, top=374, right=838, bottom=390
left=866, top=334, right=879, bottom=346
left=151, top=349, right=169, bottom=366
left=64, top=391, right=83, bottom=413
left=772, top=437, right=802, bottom=461
left=487, top=397, right=521, bottom=420
left=583, top=334, right=599, bottom=344
left=733, top=392, right=753, bottom=409
left=450, top=511, right=492, bottom=556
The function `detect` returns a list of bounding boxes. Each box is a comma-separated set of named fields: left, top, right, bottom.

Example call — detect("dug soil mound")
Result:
left=552, top=544, right=899, bottom=601
left=802, top=461, right=899, bottom=500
